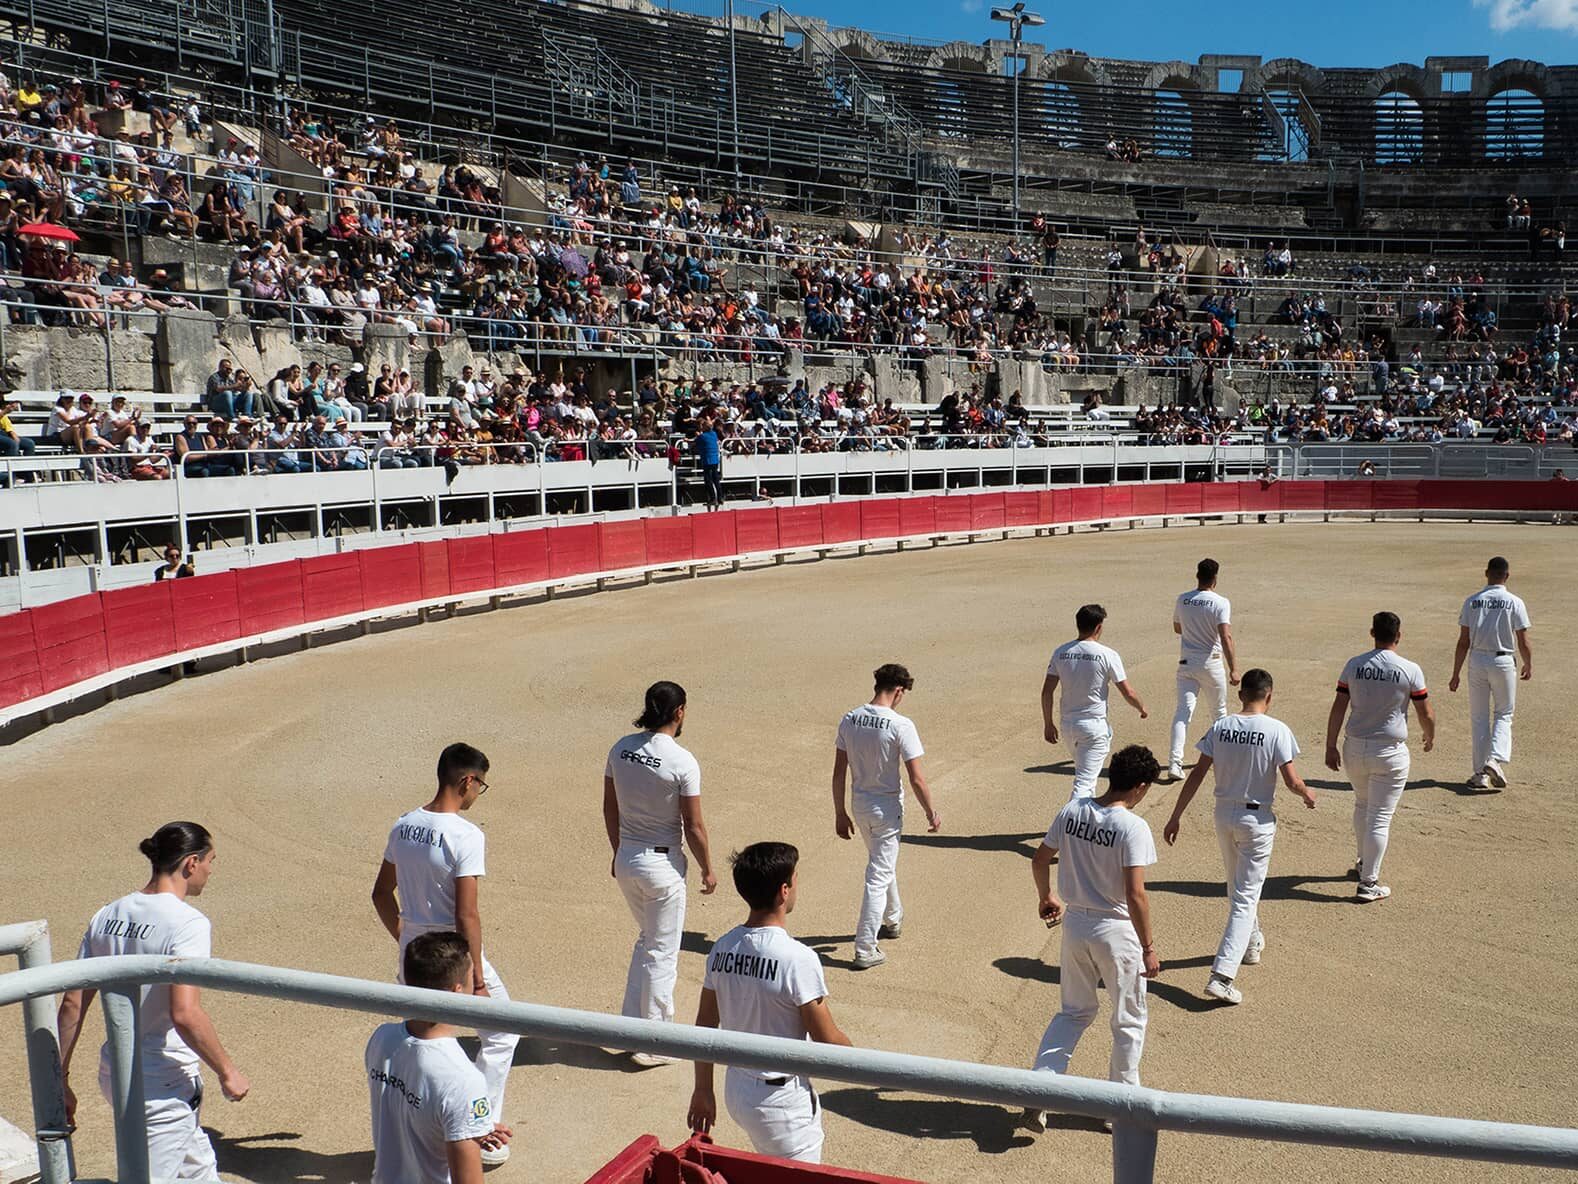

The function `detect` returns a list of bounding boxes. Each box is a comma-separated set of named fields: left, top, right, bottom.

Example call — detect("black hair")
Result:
left=1372, top=611, right=1401, bottom=646
left=1108, top=746, right=1160, bottom=795
left=1075, top=604, right=1107, bottom=635
left=403, top=931, right=472, bottom=992
left=731, top=842, right=799, bottom=911
left=635, top=680, right=687, bottom=730
left=138, top=821, right=212, bottom=876
left=1197, top=558, right=1220, bottom=585
left=1240, top=668, right=1274, bottom=702
left=873, top=663, right=914, bottom=693
left=436, top=742, right=489, bottom=787
left=1487, top=555, right=1509, bottom=578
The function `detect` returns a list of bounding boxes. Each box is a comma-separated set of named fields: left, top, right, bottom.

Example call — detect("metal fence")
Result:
left=0, top=936, right=1575, bottom=1184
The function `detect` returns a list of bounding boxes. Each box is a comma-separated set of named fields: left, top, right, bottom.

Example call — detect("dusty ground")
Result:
left=2, top=520, right=1574, bottom=1184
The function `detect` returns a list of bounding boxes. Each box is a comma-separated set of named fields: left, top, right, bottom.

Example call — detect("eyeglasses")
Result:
left=467, top=774, right=489, bottom=796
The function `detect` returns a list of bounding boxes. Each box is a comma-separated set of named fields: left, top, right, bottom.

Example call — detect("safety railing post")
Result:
left=1112, top=1121, right=1159, bottom=1183
left=2, top=923, right=72, bottom=1184
left=101, top=987, right=150, bottom=1184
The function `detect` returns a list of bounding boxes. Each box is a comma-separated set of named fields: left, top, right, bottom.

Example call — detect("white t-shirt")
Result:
left=605, top=731, right=701, bottom=849
left=1338, top=649, right=1428, bottom=743
left=1459, top=585, right=1531, bottom=655
left=1043, top=798, right=1156, bottom=918
left=836, top=704, right=923, bottom=799
left=79, top=892, right=210, bottom=1078
left=365, top=1022, right=494, bottom=1184
left=1047, top=639, right=1126, bottom=724
left=1174, top=588, right=1231, bottom=658
left=1198, top=712, right=1299, bottom=805
left=704, top=925, right=827, bottom=1044
left=384, top=808, right=486, bottom=936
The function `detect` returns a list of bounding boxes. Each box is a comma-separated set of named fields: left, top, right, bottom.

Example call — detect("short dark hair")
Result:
left=403, top=931, right=472, bottom=991
left=873, top=663, right=913, bottom=693
left=1197, top=558, right=1220, bottom=584
left=635, top=680, right=686, bottom=730
left=1487, top=555, right=1509, bottom=578
left=138, top=821, right=212, bottom=875
left=1108, top=746, right=1160, bottom=794
left=1372, top=611, right=1401, bottom=646
left=1075, top=604, right=1107, bottom=635
left=731, top=842, right=799, bottom=911
left=1239, top=668, right=1274, bottom=702
left=436, top=742, right=488, bottom=787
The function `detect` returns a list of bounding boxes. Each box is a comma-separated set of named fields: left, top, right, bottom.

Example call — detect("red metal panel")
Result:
left=820, top=501, right=862, bottom=544
left=1238, top=481, right=1282, bottom=512
left=598, top=520, right=648, bottom=572
left=32, top=593, right=110, bottom=693
left=643, top=517, right=695, bottom=565
left=897, top=495, right=936, bottom=537
left=492, top=530, right=550, bottom=587
left=970, top=492, right=1006, bottom=529
left=300, top=553, right=366, bottom=620
left=583, top=1136, right=664, bottom=1184
left=681, top=1133, right=924, bottom=1184
left=549, top=523, right=602, bottom=578
left=237, top=560, right=307, bottom=632
left=933, top=496, right=973, bottom=533
left=1070, top=487, right=1105, bottom=523
left=776, top=505, right=824, bottom=549
left=447, top=536, right=497, bottom=593
left=1003, top=491, right=1039, bottom=527
left=690, top=511, right=738, bottom=559
left=1200, top=484, right=1241, bottom=513
left=1165, top=484, right=1204, bottom=515
left=356, top=547, right=421, bottom=611
left=1130, top=485, right=1166, bottom=517
left=170, top=571, right=241, bottom=651
left=1102, top=485, right=1134, bottom=519
left=1370, top=479, right=1420, bottom=510
left=1549, top=479, right=1578, bottom=511
left=1325, top=481, right=1375, bottom=510
left=1051, top=488, right=1075, bottom=522
left=418, top=540, right=452, bottom=600
left=1280, top=481, right=1327, bottom=510
left=102, top=582, right=177, bottom=668
left=734, top=508, right=781, bottom=553
left=0, top=609, right=42, bottom=707
left=859, top=498, right=903, bottom=540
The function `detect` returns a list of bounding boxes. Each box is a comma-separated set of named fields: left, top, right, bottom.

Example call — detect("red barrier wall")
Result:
left=898, top=495, right=936, bottom=536
left=493, top=530, right=549, bottom=587
left=447, top=536, right=497, bottom=593
left=0, top=609, right=42, bottom=705
left=301, top=553, right=366, bottom=621
left=102, top=583, right=176, bottom=669
left=1280, top=481, right=1327, bottom=510
left=358, top=547, right=421, bottom=611
left=237, top=561, right=307, bottom=632
left=1004, top=491, right=1041, bottom=527
left=598, top=520, right=647, bottom=572
left=860, top=498, right=903, bottom=540
left=418, top=541, right=452, bottom=600
left=691, top=511, right=738, bottom=559
left=1071, top=487, right=1104, bottom=522
left=934, top=496, right=972, bottom=533
left=644, top=517, right=695, bottom=565
left=31, top=594, right=109, bottom=695
left=776, top=505, right=824, bottom=549
left=548, top=523, right=602, bottom=579
left=734, top=508, right=780, bottom=553
left=170, top=571, right=241, bottom=651
left=821, top=502, right=862, bottom=545
left=1130, top=485, right=1168, bottom=517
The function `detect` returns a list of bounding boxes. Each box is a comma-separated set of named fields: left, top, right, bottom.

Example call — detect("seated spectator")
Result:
left=206, top=358, right=254, bottom=421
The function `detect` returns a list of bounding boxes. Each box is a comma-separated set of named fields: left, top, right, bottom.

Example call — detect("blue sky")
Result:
left=754, top=0, right=1578, bottom=66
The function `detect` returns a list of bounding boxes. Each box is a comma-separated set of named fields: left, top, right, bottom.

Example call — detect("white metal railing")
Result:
left=0, top=942, right=1575, bottom=1184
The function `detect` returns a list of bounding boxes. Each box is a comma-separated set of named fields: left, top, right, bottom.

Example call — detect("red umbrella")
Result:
left=18, top=222, right=80, bottom=243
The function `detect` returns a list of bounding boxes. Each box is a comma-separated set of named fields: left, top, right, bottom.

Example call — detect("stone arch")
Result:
left=1250, top=58, right=1326, bottom=97
left=1363, top=64, right=1433, bottom=101
left=1475, top=59, right=1556, bottom=100
left=823, top=28, right=890, bottom=64
left=1138, top=60, right=1205, bottom=93
left=924, top=41, right=993, bottom=73
left=1036, top=53, right=1111, bottom=90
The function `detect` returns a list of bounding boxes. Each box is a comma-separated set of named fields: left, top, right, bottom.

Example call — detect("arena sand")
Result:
left=2, top=521, right=1574, bottom=1184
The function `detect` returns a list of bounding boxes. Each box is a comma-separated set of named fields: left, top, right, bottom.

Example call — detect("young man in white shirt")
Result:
left=366, top=932, right=511, bottom=1184
left=687, top=842, right=852, bottom=1162
left=371, top=743, right=518, bottom=1165
left=603, top=681, right=717, bottom=1064
left=1042, top=604, right=1149, bottom=798
left=1022, top=746, right=1162, bottom=1134
left=1325, top=612, right=1435, bottom=903
left=831, top=663, right=941, bottom=970
left=56, top=822, right=250, bottom=1181
left=1163, top=669, right=1315, bottom=1004
left=1167, top=558, right=1239, bottom=782
left=1448, top=556, right=1533, bottom=789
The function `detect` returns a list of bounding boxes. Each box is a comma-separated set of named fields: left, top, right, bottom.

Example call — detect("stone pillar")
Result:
left=156, top=307, right=219, bottom=395
left=362, top=323, right=410, bottom=378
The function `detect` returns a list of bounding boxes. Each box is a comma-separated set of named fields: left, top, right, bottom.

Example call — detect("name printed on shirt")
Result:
left=1063, top=814, right=1121, bottom=848
left=618, top=748, right=663, bottom=769
left=709, top=950, right=780, bottom=982
left=1216, top=728, right=1267, bottom=746
left=846, top=715, right=892, bottom=731
left=394, top=823, right=442, bottom=847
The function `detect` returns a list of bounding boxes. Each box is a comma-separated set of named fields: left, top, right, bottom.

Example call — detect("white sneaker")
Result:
left=1242, top=932, right=1265, bottom=965
left=1019, top=1107, right=1048, bottom=1134
left=480, top=1144, right=510, bottom=1167
left=851, top=950, right=887, bottom=970
left=1204, top=974, right=1243, bottom=1004
left=630, top=1052, right=681, bottom=1068
left=878, top=922, right=903, bottom=940
left=1356, top=881, right=1392, bottom=903
left=1466, top=773, right=1489, bottom=789
left=1484, top=760, right=1507, bottom=788
left=1166, top=763, right=1183, bottom=783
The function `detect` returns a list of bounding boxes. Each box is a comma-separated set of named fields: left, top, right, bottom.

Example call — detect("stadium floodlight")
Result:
left=990, top=2, right=1043, bottom=223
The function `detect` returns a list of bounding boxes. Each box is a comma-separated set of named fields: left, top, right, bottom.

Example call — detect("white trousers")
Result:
left=723, top=1068, right=824, bottom=1162
left=1033, top=909, right=1147, bottom=1085
left=1344, top=737, right=1409, bottom=882
left=1468, top=653, right=1517, bottom=774
left=615, top=843, right=687, bottom=1023
left=1064, top=718, right=1112, bottom=798
left=98, top=1061, right=218, bottom=1181
left=398, top=932, right=518, bottom=1127
left=852, top=794, right=903, bottom=960
left=1171, top=655, right=1227, bottom=767
left=1212, top=804, right=1276, bottom=979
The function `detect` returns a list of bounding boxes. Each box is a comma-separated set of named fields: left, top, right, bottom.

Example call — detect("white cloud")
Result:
left=960, top=0, right=983, bottom=13
left=1476, top=0, right=1578, bottom=33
